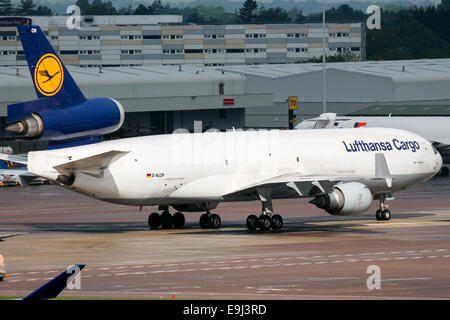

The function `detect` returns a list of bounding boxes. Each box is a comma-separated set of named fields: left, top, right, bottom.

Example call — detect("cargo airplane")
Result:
left=4, top=26, right=443, bottom=231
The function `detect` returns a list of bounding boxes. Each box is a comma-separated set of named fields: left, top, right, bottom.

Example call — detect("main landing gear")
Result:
left=375, top=194, right=391, bottom=221
left=148, top=209, right=185, bottom=229
left=246, top=191, right=283, bottom=231
left=199, top=209, right=221, bottom=229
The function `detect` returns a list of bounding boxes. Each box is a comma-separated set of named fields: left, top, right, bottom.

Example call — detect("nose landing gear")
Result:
left=376, top=194, right=391, bottom=221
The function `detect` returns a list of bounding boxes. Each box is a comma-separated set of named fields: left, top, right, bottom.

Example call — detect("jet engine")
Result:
left=6, top=98, right=124, bottom=142
left=309, top=182, right=373, bottom=216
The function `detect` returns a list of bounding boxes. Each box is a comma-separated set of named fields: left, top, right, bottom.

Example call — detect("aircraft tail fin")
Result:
left=22, top=264, right=85, bottom=300
left=17, top=25, right=85, bottom=105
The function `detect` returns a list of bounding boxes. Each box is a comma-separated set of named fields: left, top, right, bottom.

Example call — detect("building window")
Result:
left=80, top=50, right=100, bottom=55
left=80, top=35, right=100, bottom=40
left=204, top=48, right=225, bottom=54
left=185, top=49, right=203, bottom=54
left=143, top=35, right=161, bottom=39
left=288, top=33, right=307, bottom=38
left=219, top=83, right=224, bottom=95
left=163, top=34, right=182, bottom=40
left=121, top=35, right=141, bottom=40
left=60, top=50, right=78, bottom=55
left=288, top=48, right=307, bottom=53
left=162, top=49, right=184, bottom=54
left=204, top=34, right=223, bottom=39
left=120, top=49, right=142, bottom=54
left=1, top=50, right=16, bottom=55
left=226, top=48, right=244, bottom=53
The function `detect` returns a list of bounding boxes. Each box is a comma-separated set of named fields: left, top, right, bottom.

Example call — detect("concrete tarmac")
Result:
left=0, top=177, right=449, bottom=299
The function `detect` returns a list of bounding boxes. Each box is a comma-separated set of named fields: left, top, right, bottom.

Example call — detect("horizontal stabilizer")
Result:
left=53, top=150, right=129, bottom=171
left=0, top=153, right=28, bottom=165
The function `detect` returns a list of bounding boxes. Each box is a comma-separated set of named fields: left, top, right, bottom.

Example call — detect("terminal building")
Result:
left=1, top=58, right=449, bottom=149
left=0, top=15, right=365, bottom=67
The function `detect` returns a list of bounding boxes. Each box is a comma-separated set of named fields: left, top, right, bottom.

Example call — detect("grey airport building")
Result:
left=1, top=15, right=450, bottom=151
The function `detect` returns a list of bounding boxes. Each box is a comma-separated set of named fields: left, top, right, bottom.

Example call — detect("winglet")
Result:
left=22, top=264, right=85, bottom=300
left=375, top=153, right=392, bottom=187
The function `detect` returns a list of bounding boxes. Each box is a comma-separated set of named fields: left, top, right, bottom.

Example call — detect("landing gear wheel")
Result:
left=160, top=211, right=173, bottom=229
left=148, top=212, right=160, bottom=229
left=199, top=213, right=209, bottom=229
left=271, top=214, right=283, bottom=230
left=246, top=215, right=258, bottom=230
left=375, top=209, right=382, bottom=221
left=209, top=214, right=221, bottom=229
left=173, top=211, right=185, bottom=229
left=258, top=215, right=271, bottom=230
left=381, top=210, right=391, bottom=221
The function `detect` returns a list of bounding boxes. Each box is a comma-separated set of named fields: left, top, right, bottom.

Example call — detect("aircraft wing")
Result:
left=0, top=233, right=20, bottom=241
left=170, top=154, right=392, bottom=200
left=0, top=153, right=28, bottom=165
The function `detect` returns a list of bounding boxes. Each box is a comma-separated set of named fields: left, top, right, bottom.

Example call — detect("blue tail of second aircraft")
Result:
left=6, top=25, right=124, bottom=147
left=18, top=25, right=85, bottom=106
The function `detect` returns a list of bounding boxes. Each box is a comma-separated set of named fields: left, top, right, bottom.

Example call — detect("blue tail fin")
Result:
left=17, top=25, right=85, bottom=105
left=0, top=160, right=8, bottom=169
left=22, top=264, right=85, bottom=300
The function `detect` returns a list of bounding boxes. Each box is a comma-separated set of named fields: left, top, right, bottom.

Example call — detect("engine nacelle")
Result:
left=309, top=182, right=373, bottom=216
left=6, top=97, right=124, bottom=141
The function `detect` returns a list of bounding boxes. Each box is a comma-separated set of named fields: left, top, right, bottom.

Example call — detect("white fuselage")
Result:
left=27, top=128, right=442, bottom=207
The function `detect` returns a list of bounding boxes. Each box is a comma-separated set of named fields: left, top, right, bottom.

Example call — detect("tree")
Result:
left=133, top=4, right=153, bottom=15
left=238, top=0, right=258, bottom=23
left=151, top=0, right=164, bottom=14
left=85, top=0, right=117, bottom=15
left=256, top=6, right=289, bottom=24
left=119, top=4, right=133, bottom=15
left=35, top=5, right=53, bottom=15
left=186, top=11, right=205, bottom=24
left=76, top=0, right=90, bottom=15
left=0, top=0, right=14, bottom=15
left=440, top=0, right=450, bottom=10
left=16, top=0, right=36, bottom=15
left=295, top=9, right=306, bottom=23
